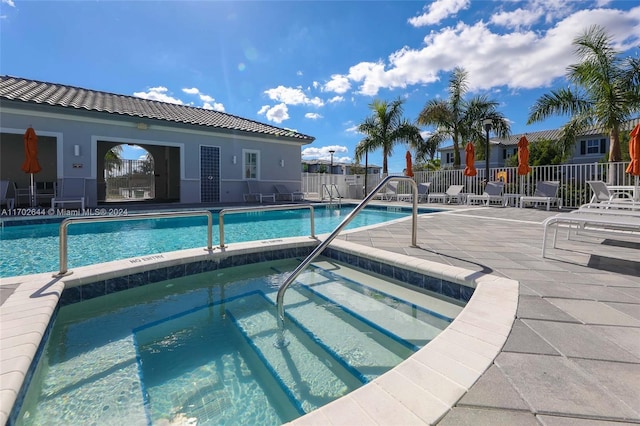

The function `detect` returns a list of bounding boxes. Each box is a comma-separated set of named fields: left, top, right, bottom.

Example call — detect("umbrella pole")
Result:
left=30, top=173, right=35, bottom=207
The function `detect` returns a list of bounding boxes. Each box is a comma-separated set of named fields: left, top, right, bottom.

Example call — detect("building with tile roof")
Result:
left=0, top=76, right=314, bottom=206
left=438, top=118, right=640, bottom=169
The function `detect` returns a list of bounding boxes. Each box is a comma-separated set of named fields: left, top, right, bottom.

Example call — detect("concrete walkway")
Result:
left=338, top=205, right=640, bottom=425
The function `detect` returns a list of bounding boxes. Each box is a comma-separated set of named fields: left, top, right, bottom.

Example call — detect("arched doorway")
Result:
left=104, top=144, right=155, bottom=202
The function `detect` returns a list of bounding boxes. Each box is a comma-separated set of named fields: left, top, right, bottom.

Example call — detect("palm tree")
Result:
left=528, top=25, right=640, bottom=169
left=355, top=98, right=423, bottom=175
left=417, top=67, right=510, bottom=168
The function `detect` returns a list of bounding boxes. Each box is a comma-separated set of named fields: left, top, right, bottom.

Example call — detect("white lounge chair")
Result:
left=274, top=184, right=304, bottom=201
left=0, top=180, right=15, bottom=209
left=374, top=182, right=398, bottom=201
left=467, top=182, right=504, bottom=206
left=398, top=182, right=431, bottom=203
left=520, top=181, right=561, bottom=210
left=243, top=180, right=275, bottom=203
left=51, top=178, right=85, bottom=210
left=542, top=211, right=640, bottom=258
left=587, top=180, right=633, bottom=203
left=427, top=184, right=464, bottom=204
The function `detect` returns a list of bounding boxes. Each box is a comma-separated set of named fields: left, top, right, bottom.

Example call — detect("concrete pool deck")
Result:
left=336, top=204, right=640, bottom=425
left=1, top=202, right=639, bottom=424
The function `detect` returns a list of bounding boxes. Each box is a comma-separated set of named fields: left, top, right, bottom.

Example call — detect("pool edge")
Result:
left=0, top=236, right=518, bottom=426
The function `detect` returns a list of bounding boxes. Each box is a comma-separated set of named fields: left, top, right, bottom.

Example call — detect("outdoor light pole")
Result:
left=329, top=150, right=335, bottom=174
left=483, top=118, right=492, bottom=187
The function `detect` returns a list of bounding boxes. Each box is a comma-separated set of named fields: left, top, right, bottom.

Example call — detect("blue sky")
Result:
left=1, top=0, right=639, bottom=173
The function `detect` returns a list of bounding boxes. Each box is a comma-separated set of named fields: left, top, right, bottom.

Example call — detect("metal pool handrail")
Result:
left=54, top=210, right=213, bottom=277
left=218, top=204, right=316, bottom=248
left=276, top=176, right=418, bottom=334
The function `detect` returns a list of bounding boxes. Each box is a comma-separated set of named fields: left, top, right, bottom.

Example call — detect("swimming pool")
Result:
left=15, top=257, right=464, bottom=425
left=0, top=205, right=424, bottom=278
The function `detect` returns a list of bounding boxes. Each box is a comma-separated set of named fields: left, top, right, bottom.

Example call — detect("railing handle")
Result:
left=55, top=210, right=213, bottom=277
left=276, top=176, right=418, bottom=338
left=218, top=204, right=316, bottom=248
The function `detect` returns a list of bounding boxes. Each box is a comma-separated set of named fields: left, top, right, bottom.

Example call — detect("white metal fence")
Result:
left=302, top=161, right=635, bottom=208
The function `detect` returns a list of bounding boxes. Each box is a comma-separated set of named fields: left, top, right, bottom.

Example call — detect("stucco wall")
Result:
left=1, top=106, right=309, bottom=206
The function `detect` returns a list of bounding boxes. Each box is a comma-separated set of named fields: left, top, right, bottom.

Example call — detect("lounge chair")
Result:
left=274, top=184, right=304, bottom=201
left=520, top=181, right=561, bottom=210
left=542, top=211, right=640, bottom=258
left=0, top=180, right=15, bottom=209
left=586, top=180, right=633, bottom=203
left=427, top=184, right=464, bottom=204
left=243, top=180, right=275, bottom=203
left=374, top=182, right=398, bottom=201
left=466, top=182, right=504, bottom=206
left=397, top=182, right=431, bottom=203
left=51, top=178, right=85, bottom=210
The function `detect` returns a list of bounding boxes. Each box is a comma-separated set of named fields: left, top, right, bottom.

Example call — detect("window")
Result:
left=243, top=149, right=259, bottom=179
left=445, top=152, right=453, bottom=163
left=580, top=139, right=606, bottom=155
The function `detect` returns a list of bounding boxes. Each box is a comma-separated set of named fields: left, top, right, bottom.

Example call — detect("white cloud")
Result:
left=258, top=103, right=289, bottom=124
left=1, top=0, right=15, bottom=6
left=338, top=6, right=640, bottom=96
left=323, top=74, right=351, bottom=94
left=305, top=112, right=323, bottom=119
left=345, top=124, right=359, bottom=134
left=408, top=0, right=470, bottom=27
left=133, top=87, right=184, bottom=104
left=301, top=145, right=350, bottom=161
left=328, top=96, right=344, bottom=104
left=264, top=85, right=325, bottom=107
left=181, top=87, right=225, bottom=111
left=202, top=102, right=225, bottom=112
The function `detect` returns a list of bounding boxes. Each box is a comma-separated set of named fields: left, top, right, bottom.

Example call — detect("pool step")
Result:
left=275, top=286, right=410, bottom=381
left=225, top=292, right=365, bottom=415
left=296, top=267, right=453, bottom=346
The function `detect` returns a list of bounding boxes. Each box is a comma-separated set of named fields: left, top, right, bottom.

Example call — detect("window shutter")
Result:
left=581, top=140, right=586, bottom=155
left=600, top=139, right=606, bottom=154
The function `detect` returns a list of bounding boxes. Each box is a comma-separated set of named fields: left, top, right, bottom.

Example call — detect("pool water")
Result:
left=0, top=206, right=419, bottom=278
left=16, top=257, right=463, bottom=425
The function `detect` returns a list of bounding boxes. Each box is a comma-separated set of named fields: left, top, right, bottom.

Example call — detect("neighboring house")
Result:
left=301, top=159, right=381, bottom=176
left=438, top=118, right=640, bottom=168
left=0, top=75, right=314, bottom=207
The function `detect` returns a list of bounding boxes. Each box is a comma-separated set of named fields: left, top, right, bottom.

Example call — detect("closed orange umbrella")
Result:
left=626, top=123, right=640, bottom=201
left=517, top=136, right=531, bottom=175
left=22, top=127, right=42, bottom=174
left=405, top=150, right=414, bottom=177
left=463, top=142, right=476, bottom=176
left=22, top=127, right=42, bottom=206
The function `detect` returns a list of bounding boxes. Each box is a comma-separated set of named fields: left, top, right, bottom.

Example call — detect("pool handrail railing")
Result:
left=54, top=210, right=214, bottom=277
left=218, top=204, right=316, bottom=248
left=276, top=175, right=418, bottom=341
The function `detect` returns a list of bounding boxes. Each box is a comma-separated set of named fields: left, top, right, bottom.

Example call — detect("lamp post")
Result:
left=483, top=118, right=492, bottom=188
left=329, top=150, right=335, bottom=174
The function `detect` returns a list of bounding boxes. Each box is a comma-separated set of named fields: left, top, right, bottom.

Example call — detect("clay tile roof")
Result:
left=0, top=75, right=315, bottom=143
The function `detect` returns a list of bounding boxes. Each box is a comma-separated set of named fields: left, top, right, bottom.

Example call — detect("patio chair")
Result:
left=51, top=178, right=85, bottom=210
left=466, top=182, right=504, bottom=206
left=373, top=182, right=398, bottom=201
left=586, top=180, right=633, bottom=204
left=427, top=184, right=464, bottom=204
left=1, top=180, right=15, bottom=209
left=520, top=181, right=561, bottom=210
left=397, top=182, right=431, bottom=203
left=274, top=184, right=304, bottom=201
left=243, top=180, right=275, bottom=203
